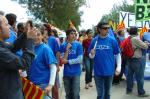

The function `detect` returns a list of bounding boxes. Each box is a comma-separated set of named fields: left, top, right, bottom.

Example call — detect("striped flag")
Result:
left=139, top=26, right=148, bottom=39
left=21, top=77, right=45, bottom=99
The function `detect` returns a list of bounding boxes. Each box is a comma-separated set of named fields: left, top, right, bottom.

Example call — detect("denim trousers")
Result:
left=38, top=83, right=52, bottom=99
left=94, top=75, right=113, bottom=99
left=126, top=58, right=145, bottom=95
left=84, top=56, right=93, bottom=84
left=63, top=76, right=80, bottom=99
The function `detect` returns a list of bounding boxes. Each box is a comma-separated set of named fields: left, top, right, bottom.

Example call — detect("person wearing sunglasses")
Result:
left=88, top=22, right=121, bottom=99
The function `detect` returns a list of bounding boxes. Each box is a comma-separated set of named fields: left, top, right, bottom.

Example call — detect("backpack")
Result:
left=120, top=36, right=134, bottom=58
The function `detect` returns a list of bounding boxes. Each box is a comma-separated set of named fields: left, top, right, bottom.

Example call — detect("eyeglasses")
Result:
left=101, top=27, right=109, bottom=30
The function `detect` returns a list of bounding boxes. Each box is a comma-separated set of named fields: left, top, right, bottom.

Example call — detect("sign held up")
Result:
left=135, top=0, right=150, bottom=21
left=119, top=11, right=150, bottom=29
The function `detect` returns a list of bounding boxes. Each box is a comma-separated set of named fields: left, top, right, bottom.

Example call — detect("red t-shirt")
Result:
left=82, top=38, right=92, bottom=56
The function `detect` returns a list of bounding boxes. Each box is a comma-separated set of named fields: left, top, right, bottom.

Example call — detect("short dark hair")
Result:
left=66, top=28, right=76, bottom=36
left=81, top=29, right=86, bottom=33
left=117, top=30, right=123, bottom=36
left=17, top=22, right=24, bottom=30
left=5, top=13, right=17, bottom=26
left=97, top=22, right=108, bottom=29
left=129, top=26, right=138, bottom=35
left=86, top=29, right=92, bottom=34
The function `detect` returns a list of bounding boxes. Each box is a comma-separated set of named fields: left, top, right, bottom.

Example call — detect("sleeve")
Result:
left=0, top=49, right=34, bottom=70
left=44, top=47, right=57, bottom=65
left=54, top=38, right=60, bottom=54
left=49, top=64, right=57, bottom=86
left=88, top=39, right=95, bottom=53
left=68, top=43, right=83, bottom=65
left=11, top=33, right=27, bottom=53
left=112, top=39, right=120, bottom=55
left=134, top=38, right=148, bottom=49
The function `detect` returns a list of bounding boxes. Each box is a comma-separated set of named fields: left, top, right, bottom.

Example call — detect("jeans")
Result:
left=126, top=58, right=145, bottom=95
left=84, top=56, right=93, bottom=84
left=94, top=75, right=113, bottom=99
left=38, top=83, right=52, bottom=99
left=63, top=76, right=80, bottom=99
left=119, top=56, right=128, bottom=80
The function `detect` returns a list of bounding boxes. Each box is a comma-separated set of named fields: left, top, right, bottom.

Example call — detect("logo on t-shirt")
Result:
left=68, top=49, right=76, bottom=54
left=96, top=45, right=110, bottom=50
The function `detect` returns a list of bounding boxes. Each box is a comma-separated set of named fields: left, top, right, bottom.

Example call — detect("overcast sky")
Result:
left=0, top=0, right=133, bottom=29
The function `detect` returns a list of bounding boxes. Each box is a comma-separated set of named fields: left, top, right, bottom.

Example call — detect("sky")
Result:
left=0, top=0, right=133, bottom=29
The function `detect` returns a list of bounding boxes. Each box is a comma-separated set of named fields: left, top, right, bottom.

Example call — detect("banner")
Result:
left=108, top=19, right=117, bottom=31
left=119, top=11, right=150, bottom=28
left=135, top=0, right=150, bottom=21
left=21, top=77, right=52, bottom=99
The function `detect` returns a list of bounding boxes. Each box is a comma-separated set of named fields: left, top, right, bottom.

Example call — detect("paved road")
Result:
left=59, top=72, right=150, bottom=99
left=59, top=56, right=150, bottom=99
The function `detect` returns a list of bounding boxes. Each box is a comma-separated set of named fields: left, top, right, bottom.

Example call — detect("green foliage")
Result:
left=18, top=0, right=85, bottom=30
left=100, top=0, right=134, bottom=23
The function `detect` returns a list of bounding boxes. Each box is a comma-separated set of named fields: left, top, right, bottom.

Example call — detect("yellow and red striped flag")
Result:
left=21, top=77, right=45, bottom=99
left=139, top=26, right=148, bottom=39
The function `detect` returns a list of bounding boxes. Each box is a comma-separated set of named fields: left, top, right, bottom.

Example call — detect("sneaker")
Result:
left=85, top=84, right=89, bottom=89
left=89, top=82, right=93, bottom=87
left=138, top=93, right=149, bottom=97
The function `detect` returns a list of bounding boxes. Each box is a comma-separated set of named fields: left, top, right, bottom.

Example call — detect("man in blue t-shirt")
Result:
left=60, top=28, right=83, bottom=99
left=88, top=22, right=121, bottom=99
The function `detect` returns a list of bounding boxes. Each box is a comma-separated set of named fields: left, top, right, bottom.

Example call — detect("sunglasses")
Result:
left=101, top=27, right=109, bottom=30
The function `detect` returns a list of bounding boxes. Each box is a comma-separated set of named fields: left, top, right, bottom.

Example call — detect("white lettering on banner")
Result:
left=119, top=11, right=150, bottom=28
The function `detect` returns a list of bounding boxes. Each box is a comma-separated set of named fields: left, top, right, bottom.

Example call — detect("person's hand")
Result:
left=44, top=85, right=53, bottom=96
left=61, top=58, right=68, bottom=64
left=115, top=67, right=121, bottom=76
left=66, top=43, right=72, bottom=51
left=145, top=41, right=150, bottom=46
left=91, top=49, right=96, bottom=56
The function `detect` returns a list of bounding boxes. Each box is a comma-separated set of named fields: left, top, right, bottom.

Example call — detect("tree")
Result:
left=18, top=0, right=86, bottom=30
left=100, top=0, right=134, bottom=23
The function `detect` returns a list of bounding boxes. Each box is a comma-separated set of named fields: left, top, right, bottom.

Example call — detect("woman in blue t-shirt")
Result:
left=29, top=29, right=57, bottom=99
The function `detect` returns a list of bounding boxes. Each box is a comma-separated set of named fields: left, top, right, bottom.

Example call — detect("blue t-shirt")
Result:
left=48, top=36, right=60, bottom=56
left=60, top=41, right=83, bottom=76
left=5, top=27, right=17, bottom=44
left=142, top=32, right=150, bottom=56
left=88, top=35, right=120, bottom=76
left=29, top=43, right=57, bottom=85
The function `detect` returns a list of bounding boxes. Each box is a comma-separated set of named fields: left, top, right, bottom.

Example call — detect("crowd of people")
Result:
left=0, top=10, right=150, bottom=99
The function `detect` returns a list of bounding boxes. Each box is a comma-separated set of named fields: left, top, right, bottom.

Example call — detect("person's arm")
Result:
left=115, top=53, right=121, bottom=75
left=134, top=38, right=148, bottom=49
left=49, top=64, right=57, bottom=85
left=64, top=43, right=72, bottom=59
left=44, top=64, right=57, bottom=95
left=68, top=55, right=83, bottom=65
left=0, top=39, right=34, bottom=70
